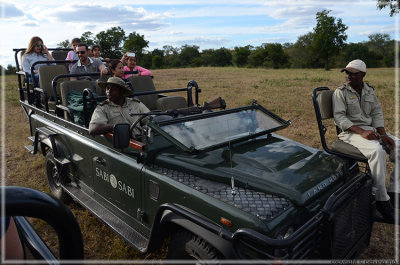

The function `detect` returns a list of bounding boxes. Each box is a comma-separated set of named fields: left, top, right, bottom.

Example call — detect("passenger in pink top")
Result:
left=121, top=52, right=152, bottom=79
left=65, top=38, right=80, bottom=71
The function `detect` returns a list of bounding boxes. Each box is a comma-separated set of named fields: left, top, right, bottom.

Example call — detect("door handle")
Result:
left=94, top=157, right=106, bottom=166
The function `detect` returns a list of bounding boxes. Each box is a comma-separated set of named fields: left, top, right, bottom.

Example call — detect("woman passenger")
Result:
left=109, top=60, right=124, bottom=78
left=108, top=59, right=134, bottom=94
left=121, top=52, right=152, bottom=79
left=22, top=36, right=54, bottom=86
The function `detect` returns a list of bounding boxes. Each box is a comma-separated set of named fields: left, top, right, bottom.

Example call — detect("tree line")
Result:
left=2, top=8, right=397, bottom=74
left=57, top=10, right=396, bottom=71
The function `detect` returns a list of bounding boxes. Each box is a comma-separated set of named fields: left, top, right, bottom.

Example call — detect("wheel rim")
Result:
left=48, top=161, right=61, bottom=188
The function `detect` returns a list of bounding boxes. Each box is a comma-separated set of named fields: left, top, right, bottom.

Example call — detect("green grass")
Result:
left=3, top=67, right=399, bottom=261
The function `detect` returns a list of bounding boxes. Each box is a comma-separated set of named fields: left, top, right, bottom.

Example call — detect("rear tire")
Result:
left=45, top=151, right=70, bottom=203
left=167, top=229, right=221, bottom=264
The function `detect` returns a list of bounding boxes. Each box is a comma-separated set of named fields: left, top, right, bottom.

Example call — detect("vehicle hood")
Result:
left=154, top=135, right=344, bottom=206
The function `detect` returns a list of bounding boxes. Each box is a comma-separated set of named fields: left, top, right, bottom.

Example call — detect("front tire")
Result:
left=45, top=151, right=70, bottom=202
left=167, top=229, right=221, bottom=264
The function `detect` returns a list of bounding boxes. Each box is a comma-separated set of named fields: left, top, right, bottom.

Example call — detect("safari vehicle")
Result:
left=14, top=48, right=375, bottom=262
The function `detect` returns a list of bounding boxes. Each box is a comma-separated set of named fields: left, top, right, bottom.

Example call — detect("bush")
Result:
left=152, top=56, right=163, bottom=69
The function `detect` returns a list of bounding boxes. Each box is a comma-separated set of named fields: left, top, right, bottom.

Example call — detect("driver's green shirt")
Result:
left=90, top=98, right=150, bottom=135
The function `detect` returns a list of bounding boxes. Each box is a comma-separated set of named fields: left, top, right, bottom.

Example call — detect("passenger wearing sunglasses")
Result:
left=22, top=36, right=54, bottom=87
left=70, top=43, right=108, bottom=86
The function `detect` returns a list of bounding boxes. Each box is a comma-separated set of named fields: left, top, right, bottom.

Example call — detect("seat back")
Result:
left=51, top=50, right=69, bottom=61
left=51, top=50, right=70, bottom=72
left=38, top=65, right=68, bottom=100
left=128, top=76, right=158, bottom=110
left=60, top=80, right=93, bottom=123
left=156, top=96, right=187, bottom=111
left=316, top=90, right=334, bottom=120
left=312, top=87, right=367, bottom=162
left=60, top=80, right=92, bottom=106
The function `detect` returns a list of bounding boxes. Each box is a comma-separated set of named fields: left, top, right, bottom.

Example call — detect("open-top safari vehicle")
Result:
left=12, top=48, right=376, bottom=263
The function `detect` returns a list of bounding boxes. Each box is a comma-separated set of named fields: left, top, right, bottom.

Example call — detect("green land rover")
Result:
left=14, top=48, right=375, bottom=263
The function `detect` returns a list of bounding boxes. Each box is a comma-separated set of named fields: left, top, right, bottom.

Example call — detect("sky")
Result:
left=0, top=0, right=398, bottom=67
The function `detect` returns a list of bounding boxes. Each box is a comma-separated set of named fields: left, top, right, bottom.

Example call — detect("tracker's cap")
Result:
left=341, top=59, right=366, bottom=73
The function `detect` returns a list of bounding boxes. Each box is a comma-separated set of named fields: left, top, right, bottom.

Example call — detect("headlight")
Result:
left=276, top=226, right=294, bottom=239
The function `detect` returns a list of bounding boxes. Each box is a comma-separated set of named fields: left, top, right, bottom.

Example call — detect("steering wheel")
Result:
left=2, top=186, right=84, bottom=261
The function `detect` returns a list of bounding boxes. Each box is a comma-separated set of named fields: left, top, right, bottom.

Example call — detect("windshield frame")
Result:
left=147, top=102, right=291, bottom=153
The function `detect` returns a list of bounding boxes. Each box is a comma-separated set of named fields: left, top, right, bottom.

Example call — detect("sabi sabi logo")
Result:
left=96, top=167, right=135, bottom=198
left=110, top=174, right=118, bottom=189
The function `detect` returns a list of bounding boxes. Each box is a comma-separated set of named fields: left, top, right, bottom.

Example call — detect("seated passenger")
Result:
left=91, top=44, right=110, bottom=63
left=70, top=44, right=108, bottom=83
left=89, top=77, right=149, bottom=136
left=22, top=36, right=55, bottom=86
left=108, top=59, right=134, bottom=93
left=109, top=60, right=124, bottom=79
left=121, top=52, right=152, bottom=79
left=65, top=37, right=80, bottom=72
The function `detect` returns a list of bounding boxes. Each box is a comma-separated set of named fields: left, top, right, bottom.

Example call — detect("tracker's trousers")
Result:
left=339, top=126, right=399, bottom=202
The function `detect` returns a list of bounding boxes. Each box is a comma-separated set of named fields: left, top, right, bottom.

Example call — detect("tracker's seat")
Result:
left=312, top=87, right=367, bottom=162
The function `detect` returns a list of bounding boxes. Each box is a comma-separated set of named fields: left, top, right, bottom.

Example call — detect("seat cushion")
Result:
left=331, top=140, right=367, bottom=160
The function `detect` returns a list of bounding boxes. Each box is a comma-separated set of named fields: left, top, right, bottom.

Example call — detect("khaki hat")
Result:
left=341, top=59, right=367, bottom=73
left=98, top=77, right=131, bottom=96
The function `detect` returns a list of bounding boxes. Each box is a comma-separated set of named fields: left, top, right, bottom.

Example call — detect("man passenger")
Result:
left=70, top=44, right=108, bottom=82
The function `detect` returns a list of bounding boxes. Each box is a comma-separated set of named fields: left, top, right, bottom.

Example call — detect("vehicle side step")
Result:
left=64, top=184, right=149, bottom=252
left=24, top=145, right=34, bottom=154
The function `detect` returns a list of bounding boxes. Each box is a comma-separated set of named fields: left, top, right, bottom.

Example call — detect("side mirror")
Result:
left=113, top=123, right=130, bottom=149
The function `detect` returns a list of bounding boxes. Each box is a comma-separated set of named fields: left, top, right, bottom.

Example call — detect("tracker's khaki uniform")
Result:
left=333, top=82, right=398, bottom=201
left=90, top=98, right=150, bottom=136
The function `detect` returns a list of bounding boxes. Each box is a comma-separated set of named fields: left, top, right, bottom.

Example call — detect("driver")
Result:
left=89, top=77, right=150, bottom=136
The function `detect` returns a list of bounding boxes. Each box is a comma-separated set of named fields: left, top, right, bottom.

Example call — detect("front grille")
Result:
left=234, top=175, right=373, bottom=261
left=331, top=179, right=373, bottom=258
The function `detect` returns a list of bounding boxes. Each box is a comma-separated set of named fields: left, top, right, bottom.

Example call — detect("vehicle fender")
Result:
left=159, top=210, right=237, bottom=259
left=39, top=137, right=52, bottom=154
left=40, top=136, right=67, bottom=160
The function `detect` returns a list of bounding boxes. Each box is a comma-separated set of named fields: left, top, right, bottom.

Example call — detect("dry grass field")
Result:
left=2, top=66, right=399, bottom=262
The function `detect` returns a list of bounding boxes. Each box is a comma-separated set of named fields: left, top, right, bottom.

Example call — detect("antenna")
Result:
left=228, top=141, right=236, bottom=196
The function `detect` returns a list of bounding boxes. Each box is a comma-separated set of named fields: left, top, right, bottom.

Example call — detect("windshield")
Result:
left=150, top=105, right=290, bottom=152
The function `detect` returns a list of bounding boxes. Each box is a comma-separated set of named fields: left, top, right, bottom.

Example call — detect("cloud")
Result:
left=270, top=6, right=322, bottom=20
left=20, top=22, right=39, bottom=27
left=1, top=2, right=24, bottom=18
left=29, top=4, right=167, bottom=32
left=152, top=36, right=231, bottom=49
